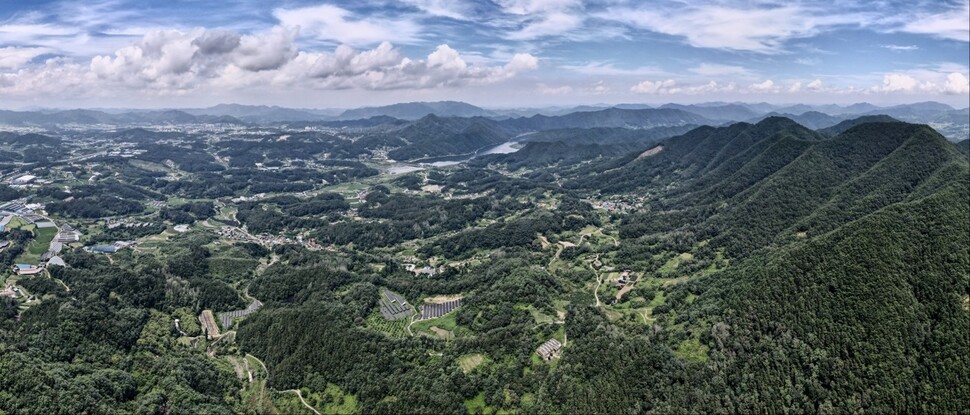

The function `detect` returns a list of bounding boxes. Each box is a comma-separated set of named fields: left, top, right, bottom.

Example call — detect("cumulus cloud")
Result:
left=630, top=79, right=739, bottom=95
left=0, top=27, right=539, bottom=98
left=806, top=79, right=823, bottom=90
left=871, top=71, right=969, bottom=94
left=876, top=74, right=922, bottom=92
left=943, top=72, right=970, bottom=94
left=631, top=79, right=678, bottom=94
left=589, top=81, right=610, bottom=94
left=749, top=79, right=778, bottom=92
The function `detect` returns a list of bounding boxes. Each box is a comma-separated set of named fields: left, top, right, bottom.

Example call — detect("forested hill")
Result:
left=386, top=115, right=512, bottom=161
left=500, top=107, right=713, bottom=132
left=573, top=118, right=966, bottom=252
left=548, top=118, right=970, bottom=412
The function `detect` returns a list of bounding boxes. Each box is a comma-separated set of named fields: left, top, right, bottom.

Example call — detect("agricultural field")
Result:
left=364, top=311, right=409, bottom=338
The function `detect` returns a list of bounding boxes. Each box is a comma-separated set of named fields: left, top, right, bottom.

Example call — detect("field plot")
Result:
left=379, top=289, right=412, bottom=320
left=365, top=312, right=409, bottom=337
left=199, top=310, right=221, bottom=339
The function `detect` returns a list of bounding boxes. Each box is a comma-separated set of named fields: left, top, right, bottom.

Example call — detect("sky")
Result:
left=0, top=0, right=968, bottom=109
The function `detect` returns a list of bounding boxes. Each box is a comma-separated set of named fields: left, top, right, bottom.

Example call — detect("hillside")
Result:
left=749, top=110, right=845, bottom=129
left=501, top=107, right=714, bottom=132
left=548, top=119, right=970, bottom=412
left=385, top=115, right=512, bottom=160
left=817, top=114, right=898, bottom=136
left=659, top=103, right=760, bottom=121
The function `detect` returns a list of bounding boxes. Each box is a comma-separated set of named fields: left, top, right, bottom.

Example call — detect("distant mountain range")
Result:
left=0, top=109, right=244, bottom=126
left=335, top=101, right=495, bottom=120
left=1, top=100, right=966, bottom=142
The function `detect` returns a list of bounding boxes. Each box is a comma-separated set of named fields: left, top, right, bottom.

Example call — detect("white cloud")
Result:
left=882, top=44, right=919, bottom=51
left=631, top=79, right=678, bottom=94
left=506, top=11, right=583, bottom=40
left=536, top=83, right=573, bottom=94
left=273, top=4, right=421, bottom=46
left=943, top=72, right=970, bottom=94
left=0, top=28, right=538, bottom=98
left=498, top=0, right=585, bottom=40
left=233, top=27, right=298, bottom=71
left=688, top=63, right=751, bottom=77
left=601, top=4, right=869, bottom=53
left=630, top=79, right=739, bottom=95
left=749, top=79, right=778, bottom=92
left=400, top=0, right=473, bottom=20
left=900, top=0, right=969, bottom=42
left=561, top=62, right=667, bottom=77
left=788, top=81, right=802, bottom=93
left=589, top=81, right=610, bottom=95
left=497, top=0, right=579, bottom=15
left=876, top=73, right=921, bottom=92
left=806, top=79, right=823, bottom=90
left=0, top=46, right=51, bottom=69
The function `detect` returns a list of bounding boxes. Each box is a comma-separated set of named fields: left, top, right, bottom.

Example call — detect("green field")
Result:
left=14, top=225, right=57, bottom=264
left=410, top=312, right=458, bottom=337
left=364, top=311, right=410, bottom=338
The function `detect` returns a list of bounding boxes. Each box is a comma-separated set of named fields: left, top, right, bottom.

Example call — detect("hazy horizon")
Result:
left=5, top=99, right=969, bottom=114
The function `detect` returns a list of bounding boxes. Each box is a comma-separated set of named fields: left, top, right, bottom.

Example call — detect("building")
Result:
left=12, top=264, right=43, bottom=275
left=536, top=338, right=563, bottom=361
left=90, top=245, right=119, bottom=253
left=56, top=224, right=82, bottom=243
left=47, top=256, right=65, bottom=267
left=12, top=175, right=36, bottom=185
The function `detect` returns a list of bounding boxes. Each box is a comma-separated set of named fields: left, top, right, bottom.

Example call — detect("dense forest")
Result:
left=0, top=116, right=967, bottom=414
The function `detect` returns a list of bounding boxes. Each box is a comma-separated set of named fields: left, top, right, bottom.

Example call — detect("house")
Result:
left=414, top=266, right=437, bottom=276
left=12, top=264, right=43, bottom=275
left=536, top=338, right=563, bottom=361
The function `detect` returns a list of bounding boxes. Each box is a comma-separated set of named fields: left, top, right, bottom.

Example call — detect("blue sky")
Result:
left=0, top=0, right=967, bottom=108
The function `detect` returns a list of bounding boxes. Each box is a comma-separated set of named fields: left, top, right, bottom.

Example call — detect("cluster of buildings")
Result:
left=105, top=148, right=147, bottom=158
left=212, top=225, right=326, bottom=251
left=6, top=175, right=54, bottom=189
left=615, top=270, right=638, bottom=287
left=0, top=199, right=44, bottom=219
